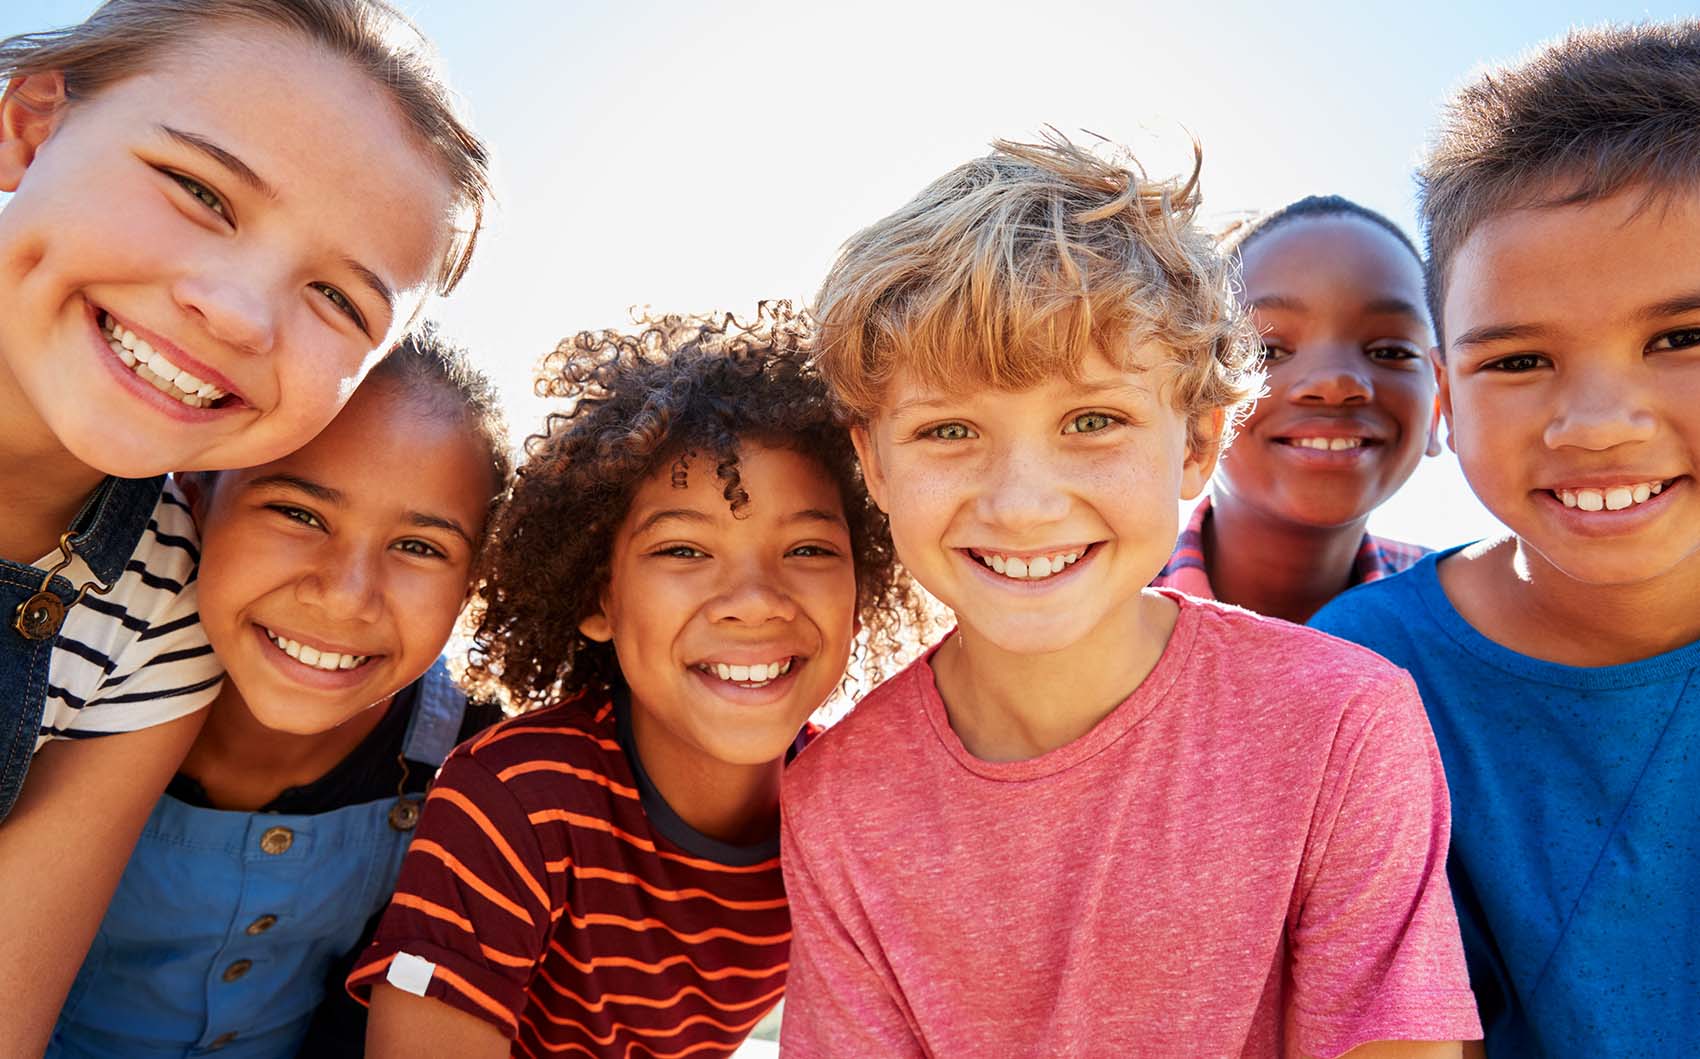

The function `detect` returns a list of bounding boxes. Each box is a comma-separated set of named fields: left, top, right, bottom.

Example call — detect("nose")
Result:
left=295, top=546, right=383, bottom=624
left=703, top=557, right=799, bottom=626
left=173, top=267, right=279, bottom=355
left=1286, top=345, right=1372, bottom=405
left=1543, top=367, right=1657, bottom=451
left=974, top=442, right=1071, bottom=530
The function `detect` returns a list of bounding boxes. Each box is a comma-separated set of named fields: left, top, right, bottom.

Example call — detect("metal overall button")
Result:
left=259, top=826, right=293, bottom=855
left=11, top=532, right=113, bottom=641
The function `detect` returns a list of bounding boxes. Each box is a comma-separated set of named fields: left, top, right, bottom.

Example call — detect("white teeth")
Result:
left=701, top=658, right=793, bottom=686
left=263, top=627, right=369, bottom=672
left=99, top=312, right=228, bottom=407
left=1556, top=480, right=1668, bottom=513
left=975, top=549, right=1084, bottom=581
left=1289, top=436, right=1365, bottom=451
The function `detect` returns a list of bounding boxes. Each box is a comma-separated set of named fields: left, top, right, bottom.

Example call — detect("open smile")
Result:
left=253, top=623, right=382, bottom=688
left=963, top=542, right=1102, bottom=584
left=93, top=306, right=245, bottom=412
left=691, top=656, right=796, bottom=689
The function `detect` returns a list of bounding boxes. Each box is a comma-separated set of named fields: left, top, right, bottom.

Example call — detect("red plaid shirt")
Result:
left=1152, top=496, right=1428, bottom=600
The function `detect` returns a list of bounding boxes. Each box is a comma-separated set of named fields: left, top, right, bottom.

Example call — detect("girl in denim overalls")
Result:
left=50, top=328, right=511, bottom=1058
left=0, top=1, right=490, bottom=1046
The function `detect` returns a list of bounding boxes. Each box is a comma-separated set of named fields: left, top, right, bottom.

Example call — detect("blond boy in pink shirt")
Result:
left=779, top=135, right=1482, bottom=1058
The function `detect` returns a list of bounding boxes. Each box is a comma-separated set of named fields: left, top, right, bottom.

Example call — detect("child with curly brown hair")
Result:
left=347, top=304, right=922, bottom=1059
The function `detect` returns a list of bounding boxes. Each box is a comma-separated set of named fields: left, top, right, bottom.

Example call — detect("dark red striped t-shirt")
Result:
left=347, top=688, right=795, bottom=1057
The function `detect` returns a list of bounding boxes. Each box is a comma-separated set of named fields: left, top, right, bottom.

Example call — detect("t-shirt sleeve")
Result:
left=1288, top=670, right=1483, bottom=1057
left=52, top=485, right=222, bottom=740
left=778, top=798, right=927, bottom=1058
left=346, top=748, right=557, bottom=1039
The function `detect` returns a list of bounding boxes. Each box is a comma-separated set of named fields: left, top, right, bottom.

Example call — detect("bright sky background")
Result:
left=10, top=0, right=1695, bottom=550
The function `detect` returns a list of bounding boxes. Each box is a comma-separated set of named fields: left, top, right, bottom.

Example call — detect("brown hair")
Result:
left=814, top=130, right=1262, bottom=454
left=464, top=303, right=926, bottom=711
left=1419, top=20, right=1700, bottom=341
left=0, top=0, right=491, bottom=293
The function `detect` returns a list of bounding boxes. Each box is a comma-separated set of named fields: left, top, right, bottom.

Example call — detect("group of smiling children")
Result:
left=1, top=2, right=1695, bottom=1057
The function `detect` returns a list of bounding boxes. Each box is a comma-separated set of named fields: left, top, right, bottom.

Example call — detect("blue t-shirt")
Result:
left=1310, top=546, right=1700, bottom=1059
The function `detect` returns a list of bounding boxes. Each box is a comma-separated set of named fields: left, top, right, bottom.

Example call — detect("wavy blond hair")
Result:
left=814, top=130, right=1262, bottom=454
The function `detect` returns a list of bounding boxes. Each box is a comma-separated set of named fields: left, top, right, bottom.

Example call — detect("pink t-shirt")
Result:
left=780, top=593, right=1480, bottom=1058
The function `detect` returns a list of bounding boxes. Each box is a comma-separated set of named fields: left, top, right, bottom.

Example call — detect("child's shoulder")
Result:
left=788, top=650, right=939, bottom=791
left=443, top=687, right=628, bottom=805
left=1175, top=590, right=1417, bottom=692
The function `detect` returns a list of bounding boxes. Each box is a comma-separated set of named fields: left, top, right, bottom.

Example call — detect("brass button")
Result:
left=12, top=591, right=66, bottom=640
left=207, top=1032, right=238, bottom=1049
left=245, top=914, right=278, bottom=935
left=222, top=959, right=252, bottom=982
left=258, top=826, right=293, bottom=855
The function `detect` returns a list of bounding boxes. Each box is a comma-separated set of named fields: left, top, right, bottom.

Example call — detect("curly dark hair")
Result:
left=465, top=302, right=924, bottom=710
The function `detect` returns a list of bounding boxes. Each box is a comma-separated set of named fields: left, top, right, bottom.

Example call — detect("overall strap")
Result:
left=400, top=658, right=469, bottom=767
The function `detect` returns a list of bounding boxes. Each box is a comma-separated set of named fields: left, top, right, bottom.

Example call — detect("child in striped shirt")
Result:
left=0, top=2, right=489, bottom=1048
left=1152, top=196, right=1440, bottom=622
left=351, top=305, right=924, bottom=1058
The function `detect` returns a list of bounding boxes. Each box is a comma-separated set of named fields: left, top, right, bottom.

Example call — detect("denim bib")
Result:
left=48, top=661, right=467, bottom=1058
left=0, top=475, right=165, bottom=821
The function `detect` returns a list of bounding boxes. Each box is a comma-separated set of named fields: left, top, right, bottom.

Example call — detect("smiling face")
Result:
left=581, top=442, right=858, bottom=773
left=192, top=379, right=493, bottom=736
left=1216, top=215, right=1437, bottom=530
left=1440, top=187, right=1700, bottom=588
left=0, top=24, right=456, bottom=478
left=855, top=345, right=1218, bottom=657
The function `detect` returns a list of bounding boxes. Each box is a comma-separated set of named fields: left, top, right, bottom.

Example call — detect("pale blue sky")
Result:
left=8, top=1, right=1694, bottom=547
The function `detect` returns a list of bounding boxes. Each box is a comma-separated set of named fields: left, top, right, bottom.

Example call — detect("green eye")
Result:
left=311, top=283, right=366, bottom=329
left=270, top=504, right=323, bottom=529
left=395, top=539, right=445, bottom=559
left=926, top=422, right=974, bottom=441
left=1064, top=412, right=1117, bottom=434
left=170, top=172, right=228, bottom=219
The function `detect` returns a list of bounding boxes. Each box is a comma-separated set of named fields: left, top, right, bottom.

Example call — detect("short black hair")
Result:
left=1224, top=194, right=1421, bottom=266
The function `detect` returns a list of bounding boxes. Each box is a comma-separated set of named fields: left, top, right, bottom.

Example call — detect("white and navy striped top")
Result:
left=36, top=477, right=222, bottom=751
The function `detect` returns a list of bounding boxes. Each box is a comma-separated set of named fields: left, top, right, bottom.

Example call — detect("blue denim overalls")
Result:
left=0, top=475, right=166, bottom=822
left=48, top=660, right=469, bottom=1058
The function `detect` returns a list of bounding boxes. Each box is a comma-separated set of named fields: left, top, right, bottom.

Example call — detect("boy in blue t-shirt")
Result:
left=1311, top=21, right=1700, bottom=1059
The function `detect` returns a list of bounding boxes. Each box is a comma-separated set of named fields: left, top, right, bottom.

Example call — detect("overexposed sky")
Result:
left=10, top=0, right=1695, bottom=547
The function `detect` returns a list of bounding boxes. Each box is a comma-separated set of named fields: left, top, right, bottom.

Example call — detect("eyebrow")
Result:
left=1638, top=289, right=1700, bottom=322
left=245, top=472, right=342, bottom=503
left=1252, top=294, right=1427, bottom=323
left=786, top=508, right=849, bottom=528
left=407, top=512, right=475, bottom=546
left=345, top=257, right=396, bottom=316
left=160, top=125, right=276, bottom=200
left=1448, top=321, right=1548, bottom=350
left=246, top=474, right=470, bottom=543
left=631, top=508, right=713, bottom=536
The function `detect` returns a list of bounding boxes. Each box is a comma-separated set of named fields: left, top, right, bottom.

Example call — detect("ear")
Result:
left=578, top=590, right=614, bottom=643
left=1180, top=407, right=1226, bottom=501
left=849, top=422, right=889, bottom=514
left=0, top=73, right=69, bottom=192
left=1429, top=345, right=1456, bottom=455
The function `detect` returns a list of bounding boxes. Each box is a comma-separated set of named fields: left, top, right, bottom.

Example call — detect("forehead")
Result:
left=1241, top=216, right=1424, bottom=301
left=881, top=342, right=1167, bottom=415
left=110, top=25, right=456, bottom=298
left=223, top=382, right=490, bottom=512
left=1443, top=187, right=1700, bottom=336
left=625, top=443, right=845, bottom=523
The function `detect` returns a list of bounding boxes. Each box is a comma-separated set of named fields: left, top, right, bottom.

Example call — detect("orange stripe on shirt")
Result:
left=427, top=786, right=551, bottom=910
left=564, top=908, right=791, bottom=947
left=474, top=720, right=621, bottom=756
left=412, top=838, right=537, bottom=926
left=435, top=963, right=520, bottom=1035
left=528, top=809, right=779, bottom=874
left=498, top=759, right=641, bottom=801
left=548, top=941, right=788, bottom=981
left=388, top=893, right=534, bottom=969
left=533, top=968, right=787, bottom=1015
left=571, top=864, right=789, bottom=911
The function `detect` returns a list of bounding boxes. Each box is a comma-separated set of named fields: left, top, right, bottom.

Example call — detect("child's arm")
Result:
left=1337, top=1044, right=1462, bottom=1058
left=778, top=805, right=927, bottom=1058
left=1288, top=670, right=1482, bottom=1056
left=0, top=710, right=203, bottom=1054
left=366, top=983, right=509, bottom=1059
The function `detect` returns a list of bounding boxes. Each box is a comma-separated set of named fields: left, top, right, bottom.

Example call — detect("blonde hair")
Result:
left=814, top=130, right=1262, bottom=454
left=0, top=0, right=490, bottom=293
